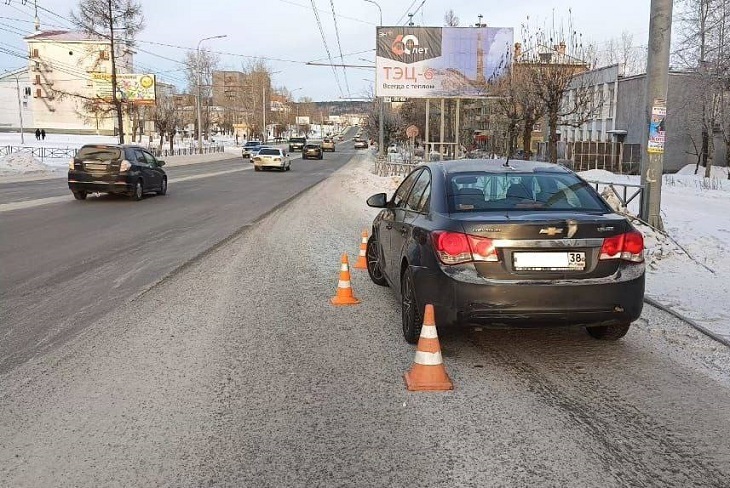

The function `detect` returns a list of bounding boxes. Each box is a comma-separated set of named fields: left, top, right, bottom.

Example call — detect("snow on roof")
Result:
left=25, top=30, right=107, bottom=43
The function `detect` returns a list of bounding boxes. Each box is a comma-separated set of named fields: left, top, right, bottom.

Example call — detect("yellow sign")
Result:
left=92, top=73, right=156, bottom=105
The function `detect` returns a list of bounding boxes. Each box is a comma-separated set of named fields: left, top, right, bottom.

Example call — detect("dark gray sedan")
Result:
left=366, top=159, right=645, bottom=343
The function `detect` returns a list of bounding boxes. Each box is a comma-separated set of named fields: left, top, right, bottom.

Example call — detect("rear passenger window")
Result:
left=133, top=150, right=146, bottom=163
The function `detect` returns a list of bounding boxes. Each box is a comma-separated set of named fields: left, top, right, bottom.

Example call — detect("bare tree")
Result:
left=71, top=0, right=144, bottom=143
left=150, top=89, right=180, bottom=153
left=598, top=30, right=646, bottom=76
left=444, top=9, right=460, bottom=27
left=184, top=49, right=220, bottom=141
left=674, top=0, right=730, bottom=176
left=516, top=17, right=599, bottom=163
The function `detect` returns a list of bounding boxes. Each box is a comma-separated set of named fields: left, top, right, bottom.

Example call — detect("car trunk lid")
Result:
left=452, top=211, right=632, bottom=280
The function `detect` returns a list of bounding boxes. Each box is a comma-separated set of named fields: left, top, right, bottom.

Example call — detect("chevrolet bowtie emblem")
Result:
left=539, top=227, right=564, bottom=236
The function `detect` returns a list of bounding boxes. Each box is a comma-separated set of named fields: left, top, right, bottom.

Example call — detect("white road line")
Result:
left=0, top=166, right=252, bottom=213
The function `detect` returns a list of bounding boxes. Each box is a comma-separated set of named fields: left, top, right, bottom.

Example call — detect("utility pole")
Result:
left=196, top=35, right=227, bottom=150
left=262, top=85, right=266, bottom=143
left=107, top=0, right=124, bottom=144
left=364, top=0, right=385, bottom=159
left=640, top=0, right=673, bottom=230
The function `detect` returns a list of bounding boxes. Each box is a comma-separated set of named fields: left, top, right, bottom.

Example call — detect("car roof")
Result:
left=428, top=159, right=572, bottom=176
left=79, top=144, right=145, bottom=149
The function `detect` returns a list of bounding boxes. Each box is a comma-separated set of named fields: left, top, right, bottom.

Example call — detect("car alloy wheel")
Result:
left=401, top=267, right=422, bottom=344
left=366, top=235, right=388, bottom=287
left=157, top=177, right=167, bottom=196
left=131, top=180, right=144, bottom=201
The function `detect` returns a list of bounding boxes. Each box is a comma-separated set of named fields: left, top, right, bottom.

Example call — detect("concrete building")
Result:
left=0, top=68, right=34, bottom=134
left=24, top=30, right=133, bottom=135
left=555, top=65, right=715, bottom=172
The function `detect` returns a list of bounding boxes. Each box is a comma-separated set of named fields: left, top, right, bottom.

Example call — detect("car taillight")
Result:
left=119, top=159, right=131, bottom=172
left=68, top=158, right=75, bottom=170
left=432, top=231, right=498, bottom=265
left=599, top=231, right=644, bottom=263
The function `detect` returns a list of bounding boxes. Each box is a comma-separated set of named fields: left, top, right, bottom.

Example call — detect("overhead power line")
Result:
left=309, top=0, right=344, bottom=97
left=328, top=0, right=350, bottom=97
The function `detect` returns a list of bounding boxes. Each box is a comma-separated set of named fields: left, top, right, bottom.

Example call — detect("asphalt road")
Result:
left=1, top=142, right=728, bottom=487
left=0, top=133, right=358, bottom=374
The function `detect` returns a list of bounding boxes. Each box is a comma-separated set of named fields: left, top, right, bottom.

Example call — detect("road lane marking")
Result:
left=0, top=166, right=252, bottom=213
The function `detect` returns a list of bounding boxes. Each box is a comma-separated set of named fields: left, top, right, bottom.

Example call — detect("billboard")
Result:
left=296, top=116, right=310, bottom=125
left=376, top=26, right=514, bottom=98
left=91, top=73, right=156, bottom=104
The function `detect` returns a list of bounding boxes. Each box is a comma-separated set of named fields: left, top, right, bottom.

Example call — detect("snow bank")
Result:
left=676, top=163, right=729, bottom=179
left=0, top=152, right=55, bottom=174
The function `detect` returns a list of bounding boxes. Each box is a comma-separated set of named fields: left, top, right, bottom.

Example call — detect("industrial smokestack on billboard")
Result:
left=376, top=26, right=514, bottom=98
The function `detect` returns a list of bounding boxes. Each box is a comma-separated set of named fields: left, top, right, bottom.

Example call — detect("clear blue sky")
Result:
left=1, top=0, right=651, bottom=101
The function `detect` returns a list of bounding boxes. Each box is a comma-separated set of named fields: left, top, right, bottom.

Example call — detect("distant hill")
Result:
left=313, top=100, right=370, bottom=115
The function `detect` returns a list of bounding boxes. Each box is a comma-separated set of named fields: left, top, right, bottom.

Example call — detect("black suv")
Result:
left=288, top=137, right=306, bottom=152
left=68, top=144, right=167, bottom=201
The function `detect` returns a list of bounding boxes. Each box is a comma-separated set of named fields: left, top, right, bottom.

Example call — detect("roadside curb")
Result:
left=644, top=296, right=730, bottom=348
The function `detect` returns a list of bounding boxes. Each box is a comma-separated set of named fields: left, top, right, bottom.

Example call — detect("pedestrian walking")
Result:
left=41, top=129, right=46, bottom=140
left=35, top=128, right=41, bottom=140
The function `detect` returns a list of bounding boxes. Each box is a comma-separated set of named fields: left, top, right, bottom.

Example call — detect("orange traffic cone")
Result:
left=404, top=304, right=453, bottom=391
left=331, top=253, right=361, bottom=306
left=354, top=230, right=368, bottom=270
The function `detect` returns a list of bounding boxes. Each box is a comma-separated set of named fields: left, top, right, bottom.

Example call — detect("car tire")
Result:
left=254, top=166, right=261, bottom=172
left=366, top=235, right=388, bottom=287
left=286, top=164, right=291, bottom=171
left=401, top=266, right=422, bottom=344
left=72, top=190, right=87, bottom=200
left=156, top=177, right=167, bottom=196
left=319, top=155, right=323, bottom=160
left=586, top=322, right=631, bottom=340
left=130, top=180, right=143, bottom=201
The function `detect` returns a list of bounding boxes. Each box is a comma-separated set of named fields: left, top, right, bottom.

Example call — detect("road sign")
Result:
left=406, top=125, right=419, bottom=138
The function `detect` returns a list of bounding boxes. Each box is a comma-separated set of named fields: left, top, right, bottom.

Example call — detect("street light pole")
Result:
left=11, top=73, right=25, bottom=145
left=364, top=0, right=384, bottom=158
left=196, top=34, right=227, bottom=151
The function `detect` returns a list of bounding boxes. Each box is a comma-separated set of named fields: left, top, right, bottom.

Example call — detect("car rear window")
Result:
left=446, top=171, right=609, bottom=213
left=305, top=144, right=319, bottom=149
left=244, top=142, right=260, bottom=147
left=76, top=146, right=121, bottom=161
left=258, top=148, right=281, bottom=156
left=290, top=138, right=305, bottom=143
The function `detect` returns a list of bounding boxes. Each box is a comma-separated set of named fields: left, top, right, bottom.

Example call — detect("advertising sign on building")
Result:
left=376, top=26, right=513, bottom=98
left=647, top=99, right=666, bottom=154
left=92, top=73, right=156, bottom=104
left=296, top=116, right=310, bottom=125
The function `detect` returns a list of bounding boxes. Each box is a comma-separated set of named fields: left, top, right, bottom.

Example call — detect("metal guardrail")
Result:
left=586, top=179, right=644, bottom=211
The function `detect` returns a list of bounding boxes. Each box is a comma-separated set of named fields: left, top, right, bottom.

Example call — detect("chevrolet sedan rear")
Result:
left=365, top=159, right=645, bottom=344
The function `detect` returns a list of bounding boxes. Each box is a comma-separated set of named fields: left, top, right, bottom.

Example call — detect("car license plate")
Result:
left=513, top=252, right=586, bottom=271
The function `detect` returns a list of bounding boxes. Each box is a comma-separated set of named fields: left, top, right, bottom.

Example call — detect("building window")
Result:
left=35, top=74, right=41, bottom=85
left=99, top=50, right=109, bottom=60
left=608, top=84, right=615, bottom=119
left=35, top=88, right=42, bottom=98
left=31, top=48, right=39, bottom=58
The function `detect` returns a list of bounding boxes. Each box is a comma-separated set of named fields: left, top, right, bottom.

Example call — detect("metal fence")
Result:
left=0, top=144, right=225, bottom=160
left=148, top=145, right=225, bottom=158
left=537, top=142, right=642, bottom=174
left=0, top=146, right=77, bottom=160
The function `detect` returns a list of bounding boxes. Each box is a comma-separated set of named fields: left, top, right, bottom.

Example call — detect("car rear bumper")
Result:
left=68, top=171, right=133, bottom=194
left=411, top=263, right=645, bottom=328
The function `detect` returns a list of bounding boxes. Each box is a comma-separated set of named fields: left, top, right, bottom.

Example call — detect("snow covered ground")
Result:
left=346, top=151, right=730, bottom=342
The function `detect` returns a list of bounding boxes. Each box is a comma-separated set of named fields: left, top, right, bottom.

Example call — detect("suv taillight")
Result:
left=599, top=231, right=644, bottom=263
left=432, top=231, right=499, bottom=265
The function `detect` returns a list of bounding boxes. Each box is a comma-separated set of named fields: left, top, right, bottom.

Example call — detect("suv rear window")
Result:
left=244, top=141, right=260, bottom=147
left=289, top=138, right=306, bottom=143
left=447, top=172, right=609, bottom=213
left=258, top=148, right=282, bottom=156
left=76, top=146, right=121, bottom=161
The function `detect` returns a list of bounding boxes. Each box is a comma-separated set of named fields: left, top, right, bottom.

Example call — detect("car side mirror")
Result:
left=367, top=192, right=388, bottom=208
left=157, top=160, right=165, bottom=167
